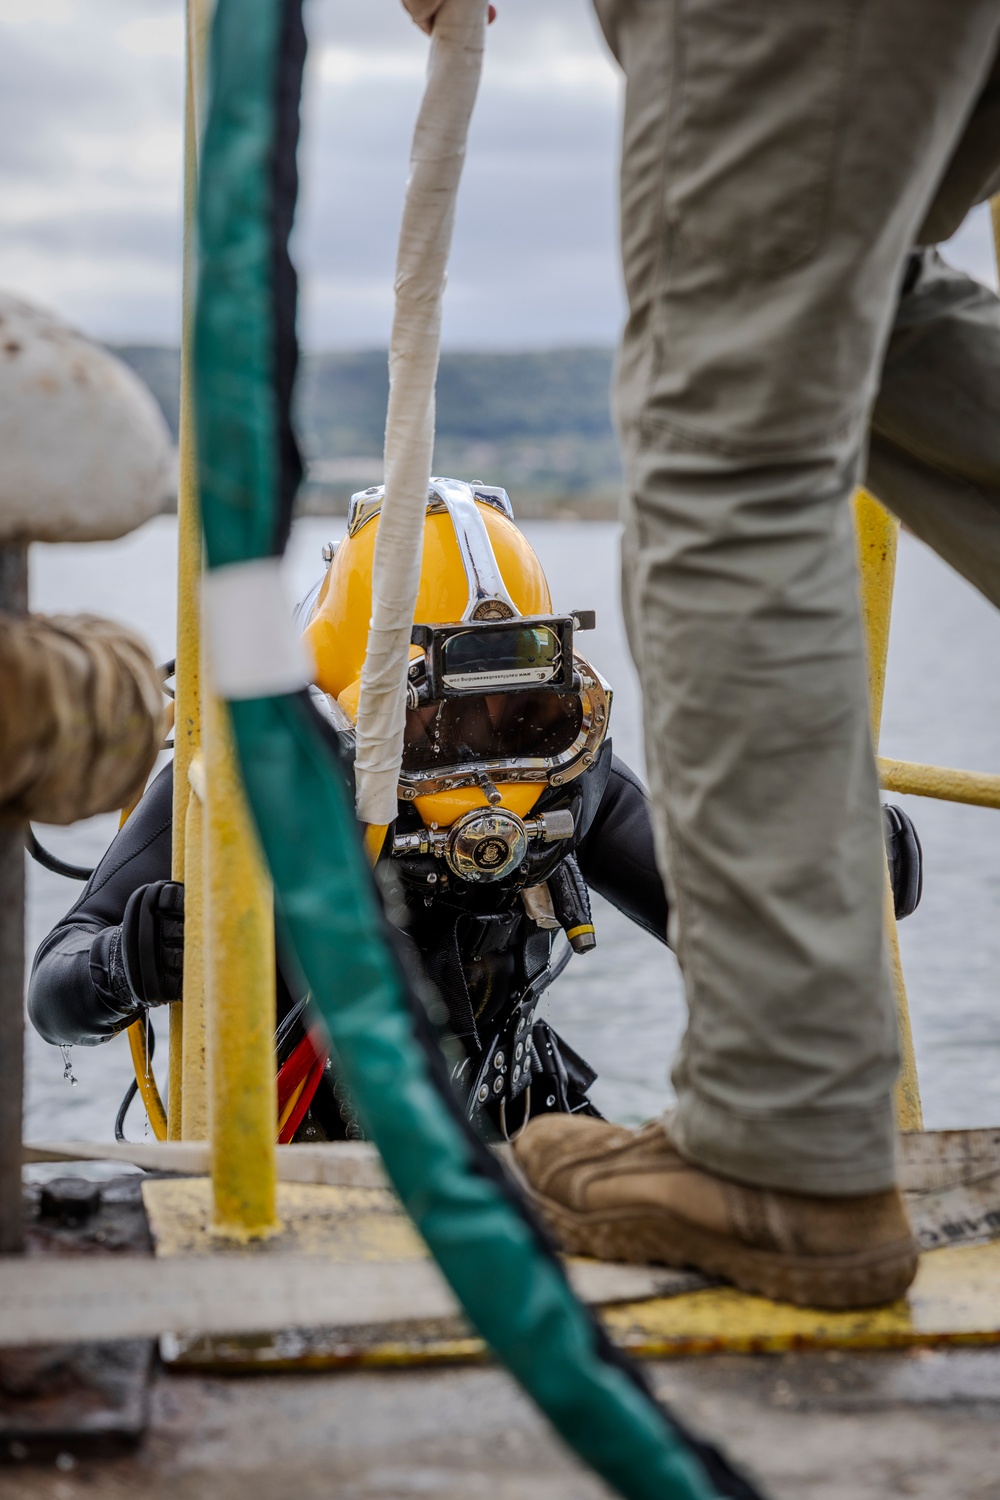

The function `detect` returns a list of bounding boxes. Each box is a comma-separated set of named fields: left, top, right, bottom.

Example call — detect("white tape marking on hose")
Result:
left=202, top=557, right=314, bottom=700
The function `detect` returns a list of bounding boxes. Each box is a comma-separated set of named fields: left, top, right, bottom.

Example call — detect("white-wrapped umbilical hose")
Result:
left=353, top=0, right=487, bottom=832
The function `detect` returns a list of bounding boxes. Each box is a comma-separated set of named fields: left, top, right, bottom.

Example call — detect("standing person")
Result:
left=403, top=0, right=1000, bottom=1308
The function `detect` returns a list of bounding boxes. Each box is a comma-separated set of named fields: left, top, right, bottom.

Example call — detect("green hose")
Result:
left=193, top=3, right=762, bottom=1497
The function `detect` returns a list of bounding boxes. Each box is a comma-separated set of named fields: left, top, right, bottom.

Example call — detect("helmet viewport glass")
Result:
left=403, top=691, right=584, bottom=773
left=441, top=624, right=562, bottom=690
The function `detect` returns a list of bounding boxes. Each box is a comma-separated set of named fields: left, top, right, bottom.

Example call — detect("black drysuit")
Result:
left=28, top=746, right=670, bottom=1133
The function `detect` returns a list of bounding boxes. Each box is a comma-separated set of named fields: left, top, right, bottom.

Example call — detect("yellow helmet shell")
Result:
left=305, top=494, right=556, bottom=828
left=305, top=501, right=552, bottom=701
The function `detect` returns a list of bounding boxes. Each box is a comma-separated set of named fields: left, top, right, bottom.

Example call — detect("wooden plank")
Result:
left=29, top=1128, right=1000, bottom=1196
left=23, top=1139, right=388, bottom=1189
left=0, top=1255, right=457, bottom=1348
left=899, top=1128, right=1000, bottom=1191
left=5, top=1241, right=1000, bottom=1359
left=0, top=1250, right=701, bottom=1351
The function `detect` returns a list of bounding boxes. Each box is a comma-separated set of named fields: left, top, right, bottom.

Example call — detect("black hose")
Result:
left=25, top=829, right=94, bottom=881
left=114, top=1079, right=139, bottom=1142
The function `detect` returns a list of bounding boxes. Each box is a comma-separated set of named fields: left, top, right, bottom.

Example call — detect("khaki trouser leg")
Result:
left=869, top=250, right=1000, bottom=609
left=594, top=0, right=1000, bottom=1194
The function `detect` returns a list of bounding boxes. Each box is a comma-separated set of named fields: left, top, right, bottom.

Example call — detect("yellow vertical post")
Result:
left=203, top=688, right=279, bottom=1239
left=169, top=2, right=205, bottom=1136
left=853, top=490, right=897, bottom=743
left=172, top=0, right=214, bottom=1138
left=989, top=196, right=1000, bottom=272
left=180, top=757, right=208, bottom=1138
left=852, top=489, right=922, bottom=1130
left=172, top=0, right=277, bottom=1234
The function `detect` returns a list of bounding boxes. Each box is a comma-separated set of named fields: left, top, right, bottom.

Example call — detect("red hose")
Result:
left=276, top=1030, right=329, bottom=1143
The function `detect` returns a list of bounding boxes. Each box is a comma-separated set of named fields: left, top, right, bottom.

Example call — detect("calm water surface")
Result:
left=24, top=516, right=1000, bottom=1142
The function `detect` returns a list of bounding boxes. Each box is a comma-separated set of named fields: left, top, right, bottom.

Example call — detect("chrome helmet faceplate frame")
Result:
left=325, top=477, right=612, bottom=796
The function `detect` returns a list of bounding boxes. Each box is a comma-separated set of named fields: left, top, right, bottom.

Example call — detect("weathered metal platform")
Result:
left=130, top=1127, right=1000, bottom=1372
left=4, top=1349, right=1000, bottom=1499
left=6, top=1139, right=1000, bottom=1498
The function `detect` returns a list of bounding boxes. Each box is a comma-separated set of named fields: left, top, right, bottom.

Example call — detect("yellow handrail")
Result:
left=877, top=757, right=1000, bottom=810
left=852, top=490, right=922, bottom=1130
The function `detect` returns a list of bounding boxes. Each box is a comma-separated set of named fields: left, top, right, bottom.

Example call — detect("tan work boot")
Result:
left=513, top=1115, right=918, bottom=1309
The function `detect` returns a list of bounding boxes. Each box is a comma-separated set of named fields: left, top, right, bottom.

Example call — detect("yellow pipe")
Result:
left=169, top=1, right=206, bottom=1139
left=878, top=757, right=1000, bottom=811
left=191, top=0, right=278, bottom=1227
left=180, top=755, right=209, bottom=1139
left=852, top=489, right=922, bottom=1130
left=171, top=0, right=215, bottom=1138
left=852, top=489, right=898, bottom=740
left=990, top=194, right=1000, bottom=270
left=884, top=877, right=921, bottom=1132
left=203, top=687, right=279, bottom=1241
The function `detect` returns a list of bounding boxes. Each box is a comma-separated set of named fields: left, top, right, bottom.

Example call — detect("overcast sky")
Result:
left=0, top=0, right=995, bottom=351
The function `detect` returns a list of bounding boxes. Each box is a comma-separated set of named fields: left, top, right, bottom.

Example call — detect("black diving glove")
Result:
left=882, top=804, right=922, bottom=921
left=120, top=880, right=185, bottom=1007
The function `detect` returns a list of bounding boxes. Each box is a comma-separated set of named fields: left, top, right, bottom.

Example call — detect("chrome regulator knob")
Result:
left=444, top=808, right=529, bottom=883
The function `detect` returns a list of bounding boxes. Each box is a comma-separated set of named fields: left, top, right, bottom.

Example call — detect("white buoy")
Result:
left=0, top=292, right=173, bottom=544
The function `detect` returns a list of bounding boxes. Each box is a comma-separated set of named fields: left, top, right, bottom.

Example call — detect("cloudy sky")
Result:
left=0, top=0, right=995, bottom=351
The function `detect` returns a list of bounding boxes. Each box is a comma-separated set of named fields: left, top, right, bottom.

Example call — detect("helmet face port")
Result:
left=444, top=808, right=529, bottom=883
left=403, top=691, right=584, bottom=774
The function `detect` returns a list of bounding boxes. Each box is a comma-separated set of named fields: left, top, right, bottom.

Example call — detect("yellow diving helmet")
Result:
left=303, top=477, right=611, bottom=878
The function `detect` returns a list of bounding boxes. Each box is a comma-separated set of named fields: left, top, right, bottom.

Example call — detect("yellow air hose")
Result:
left=126, top=1012, right=169, bottom=1141
left=363, top=823, right=389, bottom=863
left=123, top=698, right=174, bottom=1141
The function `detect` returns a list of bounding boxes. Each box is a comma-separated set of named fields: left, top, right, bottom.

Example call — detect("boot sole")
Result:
left=528, top=1188, right=919, bottom=1310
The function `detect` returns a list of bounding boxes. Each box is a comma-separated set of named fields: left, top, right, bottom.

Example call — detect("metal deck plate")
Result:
left=602, top=1240, right=1000, bottom=1358
left=141, top=1136, right=1000, bottom=1371
left=143, top=1178, right=424, bottom=1262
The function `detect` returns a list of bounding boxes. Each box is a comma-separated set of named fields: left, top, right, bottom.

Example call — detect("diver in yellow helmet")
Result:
left=26, top=478, right=924, bottom=1142
left=296, top=477, right=637, bottom=1131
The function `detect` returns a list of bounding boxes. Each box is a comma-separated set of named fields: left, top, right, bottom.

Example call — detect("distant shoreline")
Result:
left=157, top=484, right=623, bottom=524
left=115, top=344, right=624, bottom=523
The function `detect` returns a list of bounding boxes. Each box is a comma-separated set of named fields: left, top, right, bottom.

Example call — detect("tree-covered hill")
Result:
left=113, top=345, right=622, bottom=517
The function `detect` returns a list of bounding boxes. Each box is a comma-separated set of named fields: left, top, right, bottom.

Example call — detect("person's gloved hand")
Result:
left=120, top=880, right=185, bottom=1007
left=402, top=0, right=495, bottom=35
